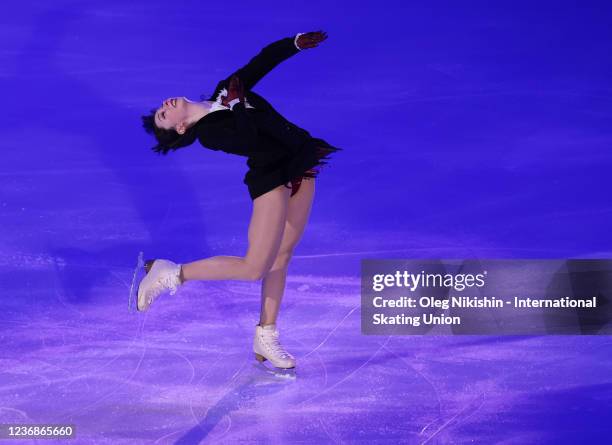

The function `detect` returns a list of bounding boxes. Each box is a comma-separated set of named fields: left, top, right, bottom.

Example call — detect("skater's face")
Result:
left=154, top=96, right=190, bottom=134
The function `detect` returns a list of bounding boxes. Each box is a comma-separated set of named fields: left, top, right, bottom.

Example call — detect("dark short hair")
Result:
left=141, top=108, right=198, bottom=155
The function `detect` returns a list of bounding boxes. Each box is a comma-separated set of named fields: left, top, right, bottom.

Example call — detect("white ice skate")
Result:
left=136, top=259, right=182, bottom=311
left=253, top=323, right=296, bottom=369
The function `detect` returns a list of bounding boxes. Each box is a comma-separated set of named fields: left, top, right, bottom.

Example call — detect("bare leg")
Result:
left=181, top=184, right=291, bottom=281
left=259, top=178, right=316, bottom=326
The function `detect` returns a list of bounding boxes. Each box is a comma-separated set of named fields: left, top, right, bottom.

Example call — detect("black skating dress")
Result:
left=193, top=35, right=342, bottom=200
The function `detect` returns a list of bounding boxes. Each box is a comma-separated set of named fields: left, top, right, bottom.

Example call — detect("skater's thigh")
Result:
left=245, top=184, right=291, bottom=272
left=281, top=178, right=316, bottom=254
left=288, top=178, right=315, bottom=236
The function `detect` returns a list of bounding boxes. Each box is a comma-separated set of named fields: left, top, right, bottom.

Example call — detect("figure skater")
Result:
left=138, top=31, right=341, bottom=369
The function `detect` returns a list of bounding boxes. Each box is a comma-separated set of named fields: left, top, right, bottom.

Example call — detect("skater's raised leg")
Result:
left=138, top=184, right=291, bottom=310
left=181, top=183, right=291, bottom=281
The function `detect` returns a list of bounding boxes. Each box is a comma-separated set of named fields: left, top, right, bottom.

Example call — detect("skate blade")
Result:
left=252, top=357, right=296, bottom=379
left=128, top=251, right=145, bottom=312
left=252, top=362, right=296, bottom=379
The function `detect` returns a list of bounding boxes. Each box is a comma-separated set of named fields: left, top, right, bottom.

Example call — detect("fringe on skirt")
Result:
left=284, top=139, right=343, bottom=197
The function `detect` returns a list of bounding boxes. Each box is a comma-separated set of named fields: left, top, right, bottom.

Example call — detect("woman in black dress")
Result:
left=138, top=31, right=340, bottom=369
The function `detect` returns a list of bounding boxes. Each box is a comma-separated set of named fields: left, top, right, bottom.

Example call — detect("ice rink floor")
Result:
left=3, top=264, right=612, bottom=443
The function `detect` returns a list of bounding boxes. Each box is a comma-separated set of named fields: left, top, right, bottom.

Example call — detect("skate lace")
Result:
left=262, top=330, right=291, bottom=359
left=148, top=267, right=179, bottom=302
left=158, top=270, right=179, bottom=295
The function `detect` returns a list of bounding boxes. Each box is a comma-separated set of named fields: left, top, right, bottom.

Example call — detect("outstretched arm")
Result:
left=222, top=31, right=328, bottom=91
left=202, top=32, right=329, bottom=156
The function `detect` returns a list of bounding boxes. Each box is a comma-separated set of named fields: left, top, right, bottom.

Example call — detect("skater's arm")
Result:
left=222, top=31, right=328, bottom=91
left=218, top=75, right=258, bottom=155
left=222, top=36, right=299, bottom=92
left=198, top=77, right=259, bottom=156
left=197, top=107, right=258, bottom=157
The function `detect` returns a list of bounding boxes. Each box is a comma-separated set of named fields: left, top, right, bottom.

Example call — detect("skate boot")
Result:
left=137, top=259, right=182, bottom=311
left=253, top=323, right=296, bottom=369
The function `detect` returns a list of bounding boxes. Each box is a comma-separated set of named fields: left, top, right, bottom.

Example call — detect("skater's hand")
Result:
left=222, top=75, right=245, bottom=107
left=296, top=31, right=328, bottom=50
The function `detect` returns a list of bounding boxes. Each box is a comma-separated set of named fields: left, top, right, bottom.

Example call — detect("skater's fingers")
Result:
left=306, top=31, right=326, bottom=40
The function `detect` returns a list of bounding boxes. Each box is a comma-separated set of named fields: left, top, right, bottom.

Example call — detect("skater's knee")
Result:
left=271, top=250, right=293, bottom=271
left=243, top=261, right=269, bottom=281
